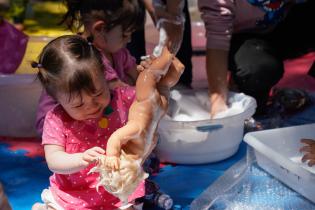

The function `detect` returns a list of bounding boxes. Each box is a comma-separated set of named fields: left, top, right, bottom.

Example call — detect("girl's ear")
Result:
left=91, top=20, right=106, bottom=36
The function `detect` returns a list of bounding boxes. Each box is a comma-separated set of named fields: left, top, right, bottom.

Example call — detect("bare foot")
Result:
left=210, top=93, right=228, bottom=119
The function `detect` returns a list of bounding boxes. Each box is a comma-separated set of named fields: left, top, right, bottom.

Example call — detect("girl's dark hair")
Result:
left=32, top=35, right=105, bottom=101
left=61, top=0, right=145, bottom=33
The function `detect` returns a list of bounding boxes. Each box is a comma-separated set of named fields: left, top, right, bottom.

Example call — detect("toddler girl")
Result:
left=32, top=35, right=144, bottom=210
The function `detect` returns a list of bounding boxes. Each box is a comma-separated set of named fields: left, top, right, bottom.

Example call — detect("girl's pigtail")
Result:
left=32, top=61, right=50, bottom=85
left=86, top=36, right=94, bottom=46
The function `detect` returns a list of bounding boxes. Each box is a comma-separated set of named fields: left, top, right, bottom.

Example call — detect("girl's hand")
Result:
left=105, top=156, right=120, bottom=171
left=81, top=147, right=105, bottom=167
left=137, top=55, right=156, bottom=72
left=108, top=79, right=129, bottom=90
left=300, top=139, right=315, bottom=166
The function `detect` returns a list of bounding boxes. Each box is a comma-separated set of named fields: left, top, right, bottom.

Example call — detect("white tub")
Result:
left=244, top=123, right=315, bottom=203
left=0, top=74, right=42, bottom=137
left=156, top=90, right=256, bottom=164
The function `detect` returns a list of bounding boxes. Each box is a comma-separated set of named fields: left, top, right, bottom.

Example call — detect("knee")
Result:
left=32, top=203, right=47, bottom=210
left=233, top=39, right=284, bottom=91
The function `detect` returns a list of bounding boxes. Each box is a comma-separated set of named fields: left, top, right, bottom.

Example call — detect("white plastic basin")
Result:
left=0, top=74, right=42, bottom=137
left=156, top=89, right=256, bottom=164
left=244, top=123, right=315, bottom=203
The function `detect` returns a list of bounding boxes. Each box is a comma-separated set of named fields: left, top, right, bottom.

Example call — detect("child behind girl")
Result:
left=35, top=0, right=145, bottom=136
left=31, top=35, right=144, bottom=210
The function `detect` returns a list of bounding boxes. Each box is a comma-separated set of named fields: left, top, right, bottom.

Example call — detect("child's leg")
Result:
left=32, top=203, right=57, bottom=210
left=32, top=203, right=48, bottom=210
left=118, top=205, right=142, bottom=210
left=32, top=189, right=62, bottom=210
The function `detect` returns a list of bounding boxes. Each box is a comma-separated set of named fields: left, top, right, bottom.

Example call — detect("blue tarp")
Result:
left=1, top=95, right=315, bottom=210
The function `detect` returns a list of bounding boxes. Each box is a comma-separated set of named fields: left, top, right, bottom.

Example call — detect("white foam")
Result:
left=168, top=90, right=251, bottom=121
left=290, top=155, right=315, bottom=174
left=153, top=27, right=167, bottom=57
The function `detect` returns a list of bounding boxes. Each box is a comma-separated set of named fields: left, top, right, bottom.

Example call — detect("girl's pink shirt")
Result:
left=42, top=86, right=145, bottom=209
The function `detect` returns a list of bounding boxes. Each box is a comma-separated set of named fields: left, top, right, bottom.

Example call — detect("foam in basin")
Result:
left=168, top=90, right=247, bottom=121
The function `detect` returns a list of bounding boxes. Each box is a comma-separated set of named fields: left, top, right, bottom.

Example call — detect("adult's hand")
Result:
left=152, top=0, right=185, bottom=56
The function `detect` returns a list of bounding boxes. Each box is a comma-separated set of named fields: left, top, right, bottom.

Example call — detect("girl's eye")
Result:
left=96, top=92, right=103, bottom=97
left=93, top=90, right=104, bottom=97
left=72, top=103, right=84, bottom=108
left=122, top=31, right=133, bottom=38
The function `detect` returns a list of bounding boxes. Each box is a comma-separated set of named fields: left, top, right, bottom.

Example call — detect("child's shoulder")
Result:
left=46, top=105, right=72, bottom=123
left=111, top=86, right=135, bottom=97
left=114, top=47, right=132, bottom=56
left=111, top=86, right=136, bottom=107
left=113, top=48, right=135, bottom=62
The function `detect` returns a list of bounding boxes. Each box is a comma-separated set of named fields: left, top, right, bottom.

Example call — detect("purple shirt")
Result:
left=198, top=0, right=306, bottom=50
left=103, top=48, right=136, bottom=82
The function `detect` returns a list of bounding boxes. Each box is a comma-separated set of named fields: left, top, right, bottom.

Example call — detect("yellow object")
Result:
left=14, top=1, right=72, bottom=74
left=98, top=118, right=109, bottom=129
left=15, top=36, right=52, bottom=74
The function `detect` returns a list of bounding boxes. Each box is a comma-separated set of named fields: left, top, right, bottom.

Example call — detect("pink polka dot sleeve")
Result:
left=42, top=109, right=66, bottom=147
left=118, top=86, right=136, bottom=110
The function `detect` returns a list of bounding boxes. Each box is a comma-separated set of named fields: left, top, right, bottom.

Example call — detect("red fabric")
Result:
left=276, top=52, right=315, bottom=91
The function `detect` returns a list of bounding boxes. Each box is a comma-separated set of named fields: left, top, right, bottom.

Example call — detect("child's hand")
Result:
left=105, top=156, right=120, bottom=171
left=137, top=55, right=156, bottom=72
left=300, top=139, right=315, bottom=166
left=81, top=147, right=105, bottom=167
left=108, top=79, right=129, bottom=90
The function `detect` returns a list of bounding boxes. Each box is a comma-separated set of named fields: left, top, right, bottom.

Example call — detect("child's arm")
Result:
left=44, top=145, right=105, bottom=174
left=35, top=90, right=58, bottom=136
left=300, top=138, right=315, bottom=166
left=126, top=65, right=139, bottom=85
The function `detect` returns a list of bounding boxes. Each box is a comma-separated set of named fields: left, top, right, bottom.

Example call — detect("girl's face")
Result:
left=94, top=25, right=133, bottom=53
left=57, top=77, right=111, bottom=121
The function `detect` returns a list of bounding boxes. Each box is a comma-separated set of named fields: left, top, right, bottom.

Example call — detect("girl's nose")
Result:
left=85, top=98, right=99, bottom=110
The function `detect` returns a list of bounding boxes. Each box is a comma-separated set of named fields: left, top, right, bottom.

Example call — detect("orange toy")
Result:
left=90, top=48, right=184, bottom=204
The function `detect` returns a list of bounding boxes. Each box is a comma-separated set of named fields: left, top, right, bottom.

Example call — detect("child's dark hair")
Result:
left=32, top=35, right=105, bottom=101
left=61, top=0, right=145, bottom=33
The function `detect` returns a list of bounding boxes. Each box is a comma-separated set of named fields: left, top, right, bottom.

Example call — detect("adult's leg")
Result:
left=175, top=0, right=193, bottom=87
left=229, top=36, right=284, bottom=114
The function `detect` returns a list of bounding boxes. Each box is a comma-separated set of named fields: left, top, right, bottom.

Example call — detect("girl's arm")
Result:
left=35, top=90, right=58, bottom=136
left=44, top=144, right=105, bottom=174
